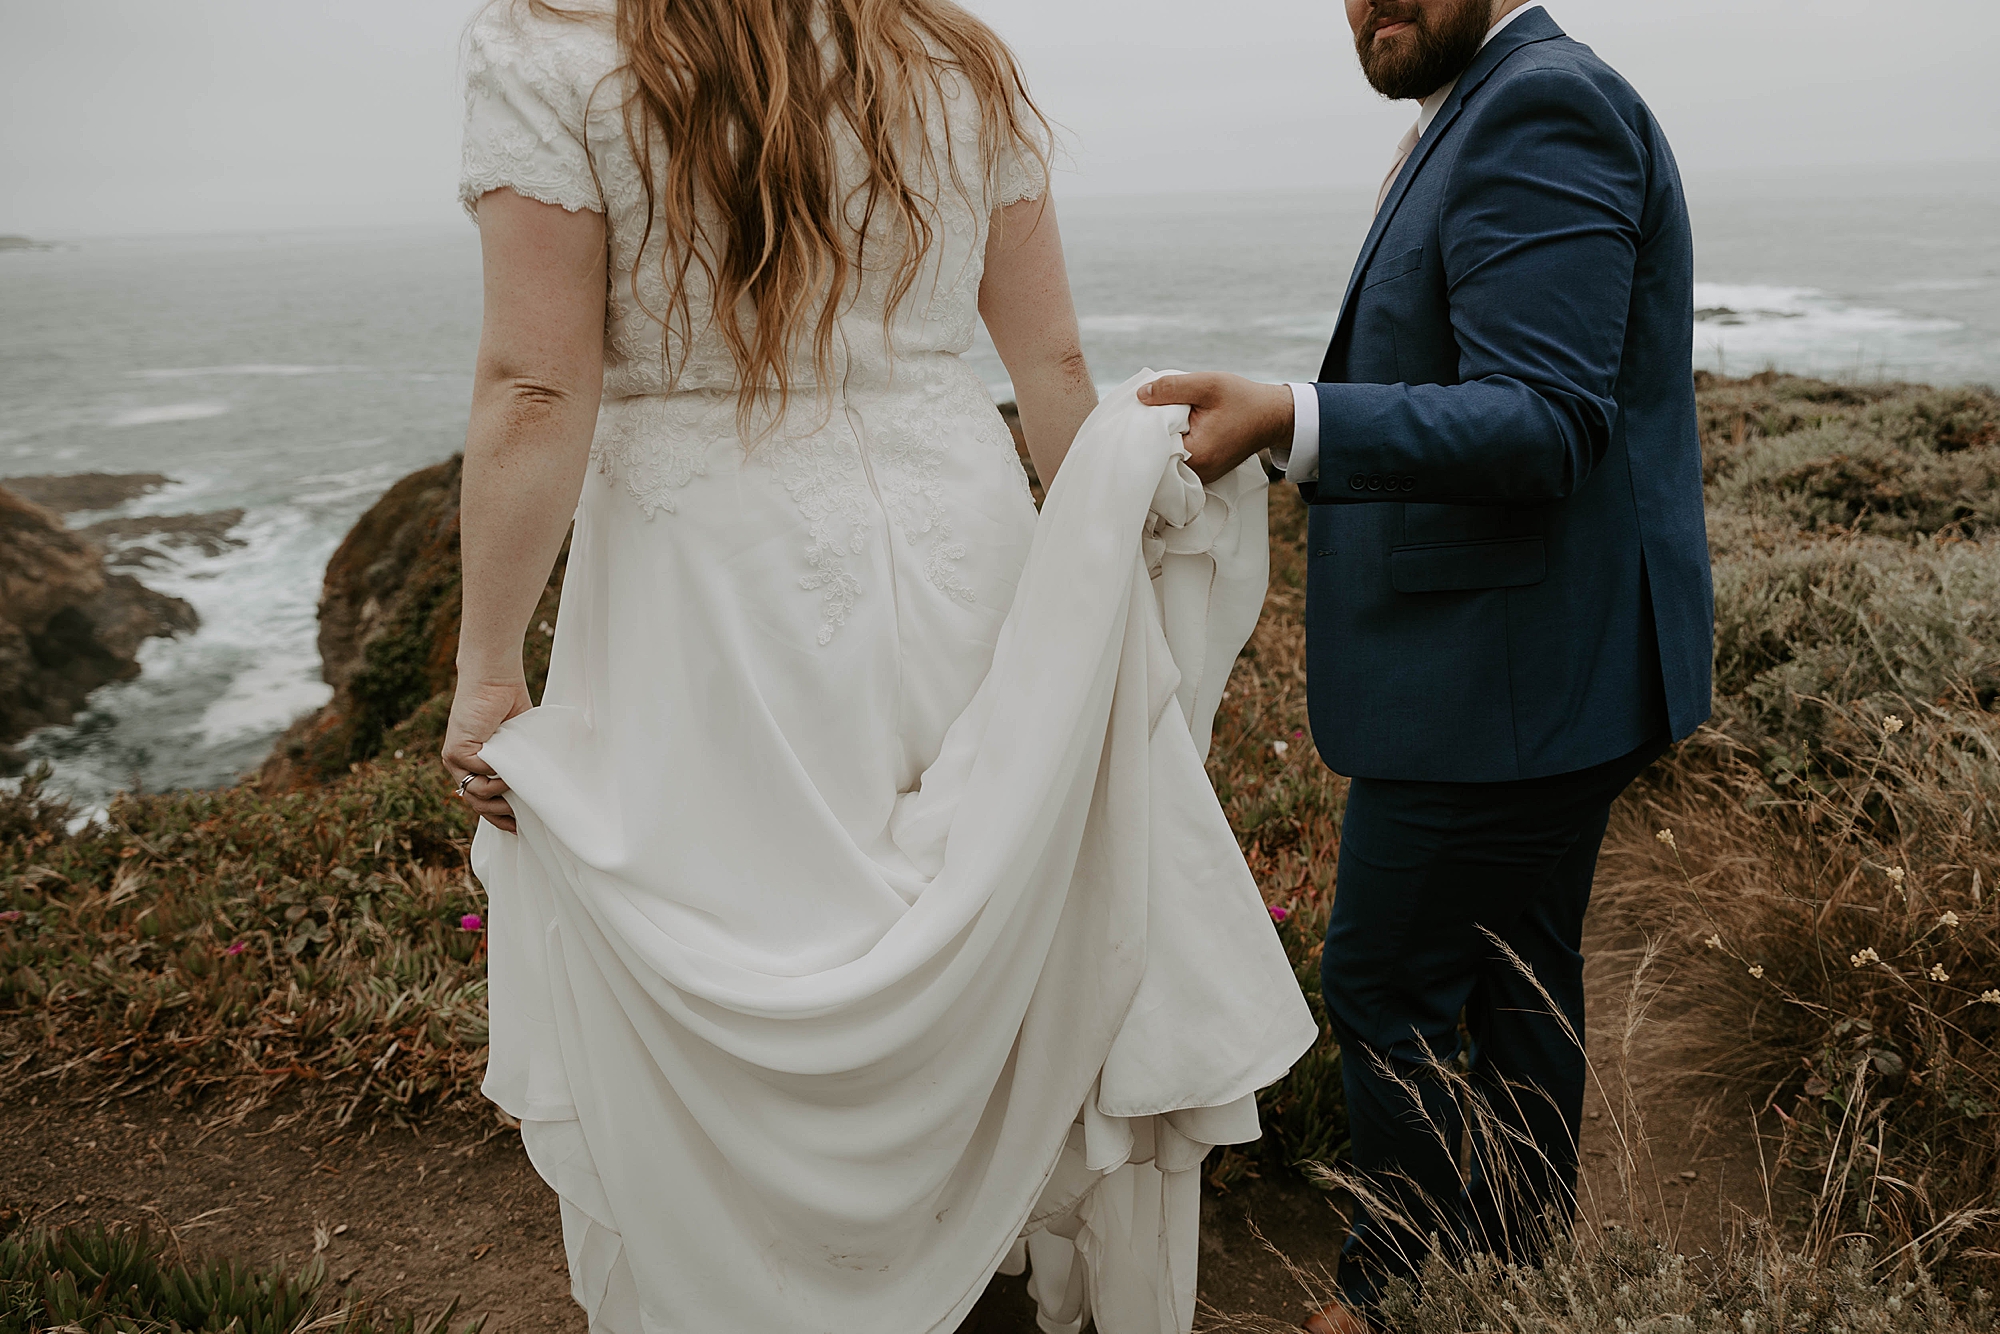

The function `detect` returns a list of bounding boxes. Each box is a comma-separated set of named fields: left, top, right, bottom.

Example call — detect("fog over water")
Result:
left=2, top=0, right=1995, bottom=234
left=1, top=0, right=1996, bottom=802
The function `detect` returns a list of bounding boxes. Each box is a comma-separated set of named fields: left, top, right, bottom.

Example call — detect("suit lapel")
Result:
left=1326, top=8, right=1568, bottom=346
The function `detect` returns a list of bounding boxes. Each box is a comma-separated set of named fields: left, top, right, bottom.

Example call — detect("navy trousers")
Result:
left=1320, top=735, right=1666, bottom=1312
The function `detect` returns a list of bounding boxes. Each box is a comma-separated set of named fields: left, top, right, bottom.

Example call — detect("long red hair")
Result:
left=531, top=0, right=1047, bottom=422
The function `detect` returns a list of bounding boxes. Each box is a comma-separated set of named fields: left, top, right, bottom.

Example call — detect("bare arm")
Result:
left=442, top=188, right=607, bottom=831
left=978, top=197, right=1095, bottom=484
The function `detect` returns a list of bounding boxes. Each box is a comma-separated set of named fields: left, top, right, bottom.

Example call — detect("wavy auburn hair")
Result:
left=530, top=0, right=1047, bottom=425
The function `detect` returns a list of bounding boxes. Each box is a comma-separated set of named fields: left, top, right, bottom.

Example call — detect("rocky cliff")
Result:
left=0, top=485, right=197, bottom=770
left=259, top=456, right=568, bottom=788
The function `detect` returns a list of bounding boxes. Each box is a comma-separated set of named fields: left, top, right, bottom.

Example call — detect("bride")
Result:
left=443, top=0, right=1316, bottom=1329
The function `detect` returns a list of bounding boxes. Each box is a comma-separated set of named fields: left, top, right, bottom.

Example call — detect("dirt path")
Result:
left=0, top=1092, right=578, bottom=1332
left=0, top=904, right=1770, bottom=1332
left=0, top=1085, right=1349, bottom=1331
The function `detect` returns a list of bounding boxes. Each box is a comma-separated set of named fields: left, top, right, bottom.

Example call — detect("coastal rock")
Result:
left=81, top=509, right=248, bottom=569
left=0, top=485, right=197, bottom=767
left=261, top=456, right=568, bottom=788
left=4, top=472, right=171, bottom=513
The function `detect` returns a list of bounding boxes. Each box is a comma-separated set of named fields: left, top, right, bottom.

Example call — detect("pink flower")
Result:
left=460, top=913, right=485, bottom=932
left=1291, top=729, right=1304, bottom=739
left=0, top=910, right=22, bottom=923
left=224, top=941, right=246, bottom=956
left=1268, top=905, right=1290, bottom=924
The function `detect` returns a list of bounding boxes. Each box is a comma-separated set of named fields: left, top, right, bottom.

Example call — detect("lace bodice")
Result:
left=459, top=0, right=1048, bottom=402
left=460, top=1, right=1048, bottom=647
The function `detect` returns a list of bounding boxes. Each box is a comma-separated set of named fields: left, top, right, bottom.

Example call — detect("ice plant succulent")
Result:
left=1268, top=905, right=1289, bottom=924
left=459, top=913, right=485, bottom=932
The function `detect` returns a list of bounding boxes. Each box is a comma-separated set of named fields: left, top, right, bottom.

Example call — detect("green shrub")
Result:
left=0, top=752, right=484, bottom=1123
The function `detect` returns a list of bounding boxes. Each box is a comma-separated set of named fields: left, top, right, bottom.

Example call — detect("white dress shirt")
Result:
left=1276, top=3, right=1546, bottom=483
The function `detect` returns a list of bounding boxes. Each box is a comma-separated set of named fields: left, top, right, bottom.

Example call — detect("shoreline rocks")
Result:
left=4, top=473, right=172, bottom=513
left=0, top=485, right=197, bottom=772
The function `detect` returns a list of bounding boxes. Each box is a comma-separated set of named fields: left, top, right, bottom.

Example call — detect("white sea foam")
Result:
left=195, top=650, right=333, bottom=745
left=130, top=364, right=363, bottom=379
left=1692, top=282, right=1960, bottom=378
left=50, top=499, right=342, bottom=774
left=107, top=402, right=229, bottom=427
left=291, top=453, right=403, bottom=508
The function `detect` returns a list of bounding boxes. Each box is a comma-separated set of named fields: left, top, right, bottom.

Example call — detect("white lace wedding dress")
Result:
left=460, top=6, right=1317, bottom=1331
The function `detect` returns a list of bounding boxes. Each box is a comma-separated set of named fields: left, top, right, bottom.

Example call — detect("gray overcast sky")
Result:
left=2, top=0, right=1995, bottom=236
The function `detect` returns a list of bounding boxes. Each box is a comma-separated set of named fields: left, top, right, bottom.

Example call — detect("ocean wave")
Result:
left=130, top=364, right=365, bottom=379
left=20, top=496, right=342, bottom=801
left=107, top=402, right=230, bottom=428
left=1078, top=313, right=1205, bottom=335
left=290, top=453, right=405, bottom=508
left=1252, top=312, right=1339, bottom=341
left=195, top=649, right=333, bottom=746
left=1692, top=283, right=1961, bottom=378
left=1888, top=278, right=1990, bottom=294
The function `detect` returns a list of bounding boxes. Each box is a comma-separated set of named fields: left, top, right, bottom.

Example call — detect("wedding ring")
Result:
left=456, top=773, right=479, bottom=797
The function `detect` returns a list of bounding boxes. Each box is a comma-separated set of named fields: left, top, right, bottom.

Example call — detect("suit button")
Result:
left=1367, top=474, right=1383, bottom=490
left=1349, top=472, right=1367, bottom=491
left=1401, top=476, right=1416, bottom=491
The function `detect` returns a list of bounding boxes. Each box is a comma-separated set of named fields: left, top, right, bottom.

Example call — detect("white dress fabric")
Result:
left=460, top=6, right=1317, bottom=1331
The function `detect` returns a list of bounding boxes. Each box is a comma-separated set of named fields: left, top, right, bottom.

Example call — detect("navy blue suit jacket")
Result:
left=1302, top=8, right=1713, bottom=782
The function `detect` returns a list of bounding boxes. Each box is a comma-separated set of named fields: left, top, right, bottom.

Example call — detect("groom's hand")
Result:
left=1137, top=372, right=1293, bottom=484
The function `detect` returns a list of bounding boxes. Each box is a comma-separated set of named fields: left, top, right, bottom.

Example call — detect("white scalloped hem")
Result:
left=459, top=177, right=606, bottom=222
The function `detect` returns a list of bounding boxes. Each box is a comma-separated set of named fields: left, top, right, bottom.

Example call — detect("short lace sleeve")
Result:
left=990, top=112, right=1052, bottom=208
left=459, top=7, right=605, bottom=220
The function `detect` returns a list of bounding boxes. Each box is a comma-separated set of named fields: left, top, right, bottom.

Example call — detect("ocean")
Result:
left=4, top=164, right=1997, bottom=806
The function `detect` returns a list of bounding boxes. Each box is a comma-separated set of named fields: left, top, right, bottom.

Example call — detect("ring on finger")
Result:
left=456, top=772, right=479, bottom=798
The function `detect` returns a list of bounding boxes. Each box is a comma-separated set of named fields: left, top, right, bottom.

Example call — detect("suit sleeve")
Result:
left=1306, top=66, right=1646, bottom=506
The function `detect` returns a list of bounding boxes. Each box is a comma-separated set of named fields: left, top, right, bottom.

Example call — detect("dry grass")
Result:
left=0, top=752, right=486, bottom=1128
left=6, top=373, right=2000, bottom=1325
left=1194, top=374, right=2000, bottom=1326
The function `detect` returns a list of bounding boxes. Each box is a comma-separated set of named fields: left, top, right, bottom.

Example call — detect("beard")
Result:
left=1354, top=0, right=1492, bottom=101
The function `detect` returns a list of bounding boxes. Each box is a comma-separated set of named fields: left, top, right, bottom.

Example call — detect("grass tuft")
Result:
left=0, top=1211, right=484, bottom=1333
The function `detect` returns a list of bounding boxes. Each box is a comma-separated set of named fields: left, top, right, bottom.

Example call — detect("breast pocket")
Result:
left=1360, top=245, right=1424, bottom=291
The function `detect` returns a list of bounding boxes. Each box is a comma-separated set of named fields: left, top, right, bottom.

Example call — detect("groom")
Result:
left=1141, top=0, right=1712, bottom=1325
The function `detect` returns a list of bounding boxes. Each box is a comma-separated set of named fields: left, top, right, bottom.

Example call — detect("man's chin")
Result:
left=1367, top=27, right=1418, bottom=60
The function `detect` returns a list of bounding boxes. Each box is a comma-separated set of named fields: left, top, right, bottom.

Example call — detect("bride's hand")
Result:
left=442, top=676, right=533, bottom=833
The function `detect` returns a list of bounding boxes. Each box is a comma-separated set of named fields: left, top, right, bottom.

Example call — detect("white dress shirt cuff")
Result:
left=1276, top=382, right=1320, bottom=483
